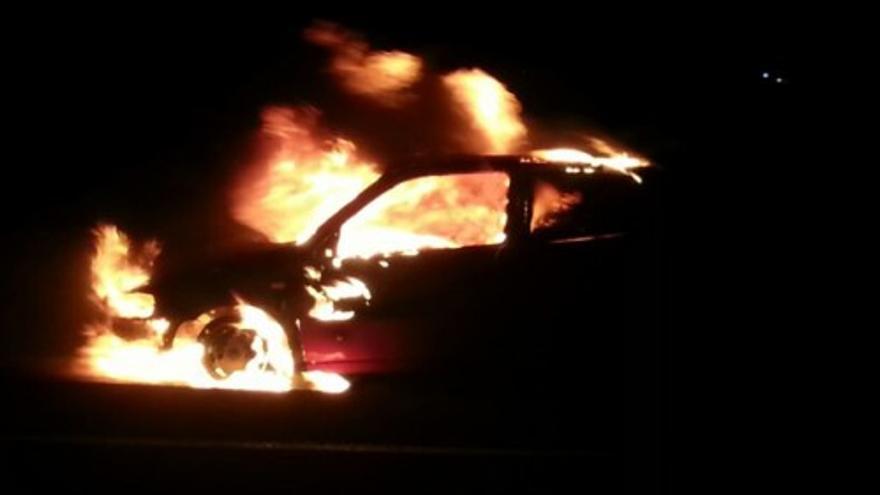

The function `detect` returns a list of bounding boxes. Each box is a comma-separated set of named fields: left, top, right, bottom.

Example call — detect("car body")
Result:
left=145, top=154, right=660, bottom=387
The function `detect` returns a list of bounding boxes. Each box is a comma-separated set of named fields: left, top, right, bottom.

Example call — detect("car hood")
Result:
left=144, top=241, right=309, bottom=296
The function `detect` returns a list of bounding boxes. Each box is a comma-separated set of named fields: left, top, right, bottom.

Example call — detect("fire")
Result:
left=79, top=303, right=296, bottom=393
left=79, top=225, right=349, bottom=394
left=301, top=370, right=351, bottom=394
left=529, top=142, right=649, bottom=182
left=293, top=172, right=509, bottom=320
left=232, top=107, right=380, bottom=244
left=76, top=22, right=652, bottom=396
left=443, top=69, right=527, bottom=153
left=531, top=182, right=583, bottom=231
left=305, top=22, right=423, bottom=107
left=90, top=224, right=159, bottom=319
left=526, top=143, right=649, bottom=224
left=233, top=108, right=512, bottom=257
left=305, top=272, right=372, bottom=322
left=337, top=172, right=509, bottom=260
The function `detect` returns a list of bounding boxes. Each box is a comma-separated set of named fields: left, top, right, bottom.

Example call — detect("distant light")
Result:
left=762, top=72, right=770, bottom=79
left=776, top=77, right=784, bottom=84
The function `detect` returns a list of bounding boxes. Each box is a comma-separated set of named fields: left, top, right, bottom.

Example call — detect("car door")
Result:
left=516, top=170, right=653, bottom=387
left=298, top=170, right=522, bottom=374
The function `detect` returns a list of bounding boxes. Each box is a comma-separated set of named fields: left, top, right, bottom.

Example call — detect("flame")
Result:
left=443, top=69, right=527, bottom=153
left=531, top=182, right=583, bottom=231
left=147, top=317, right=171, bottom=337
left=301, top=370, right=351, bottom=394
left=337, top=172, right=509, bottom=260
left=526, top=142, right=649, bottom=224
left=305, top=22, right=423, bottom=107
left=78, top=23, right=653, bottom=395
left=90, top=224, right=159, bottom=319
left=305, top=274, right=372, bottom=322
left=232, top=107, right=381, bottom=244
left=294, top=171, right=510, bottom=320
left=79, top=302, right=296, bottom=393
left=529, top=142, right=649, bottom=182
left=233, top=109, right=512, bottom=258
left=80, top=224, right=348, bottom=394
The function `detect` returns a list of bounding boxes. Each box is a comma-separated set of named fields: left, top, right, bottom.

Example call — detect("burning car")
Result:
left=77, top=23, right=658, bottom=393
left=82, top=149, right=656, bottom=393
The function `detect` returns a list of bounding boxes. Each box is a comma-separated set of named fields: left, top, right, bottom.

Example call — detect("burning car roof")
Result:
left=379, top=152, right=651, bottom=180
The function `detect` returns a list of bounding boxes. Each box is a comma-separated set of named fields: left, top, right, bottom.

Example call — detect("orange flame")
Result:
left=443, top=69, right=527, bottom=153
left=305, top=272, right=372, bottom=322
left=78, top=23, right=651, bottom=395
left=337, top=172, right=509, bottom=260
left=79, top=303, right=297, bottom=393
left=301, top=370, right=351, bottom=394
left=306, top=22, right=423, bottom=107
left=80, top=224, right=350, bottom=394
left=531, top=182, right=583, bottom=231
left=526, top=141, right=650, bottom=226
left=528, top=141, right=649, bottom=182
left=232, top=107, right=380, bottom=244
left=291, top=172, right=510, bottom=320
left=90, top=224, right=159, bottom=319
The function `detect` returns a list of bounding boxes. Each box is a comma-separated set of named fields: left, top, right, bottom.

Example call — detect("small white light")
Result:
left=762, top=72, right=770, bottom=79
left=775, top=77, right=783, bottom=84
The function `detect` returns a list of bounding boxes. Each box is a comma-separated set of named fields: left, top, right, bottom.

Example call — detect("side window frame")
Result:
left=525, top=171, right=641, bottom=244
left=326, top=169, right=517, bottom=259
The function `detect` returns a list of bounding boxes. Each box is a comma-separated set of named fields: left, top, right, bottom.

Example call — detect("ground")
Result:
left=2, top=367, right=637, bottom=491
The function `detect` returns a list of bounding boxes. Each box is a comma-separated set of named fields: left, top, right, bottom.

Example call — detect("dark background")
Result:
left=0, top=6, right=849, bottom=492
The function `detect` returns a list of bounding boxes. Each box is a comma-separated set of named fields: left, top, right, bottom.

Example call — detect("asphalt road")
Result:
left=1, top=367, right=626, bottom=492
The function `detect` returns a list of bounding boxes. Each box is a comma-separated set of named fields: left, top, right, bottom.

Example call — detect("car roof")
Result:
left=380, top=154, right=653, bottom=183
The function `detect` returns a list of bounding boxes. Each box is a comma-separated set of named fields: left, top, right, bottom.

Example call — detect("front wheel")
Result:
left=190, top=305, right=297, bottom=384
left=198, top=313, right=266, bottom=379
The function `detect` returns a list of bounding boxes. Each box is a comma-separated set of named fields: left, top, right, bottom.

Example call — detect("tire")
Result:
left=194, top=306, right=298, bottom=383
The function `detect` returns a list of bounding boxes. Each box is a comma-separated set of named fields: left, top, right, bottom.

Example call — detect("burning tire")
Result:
left=188, top=305, right=296, bottom=385
left=198, top=314, right=266, bottom=379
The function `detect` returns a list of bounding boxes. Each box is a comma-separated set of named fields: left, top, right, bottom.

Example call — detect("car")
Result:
left=143, top=154, right=660, bottom=389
